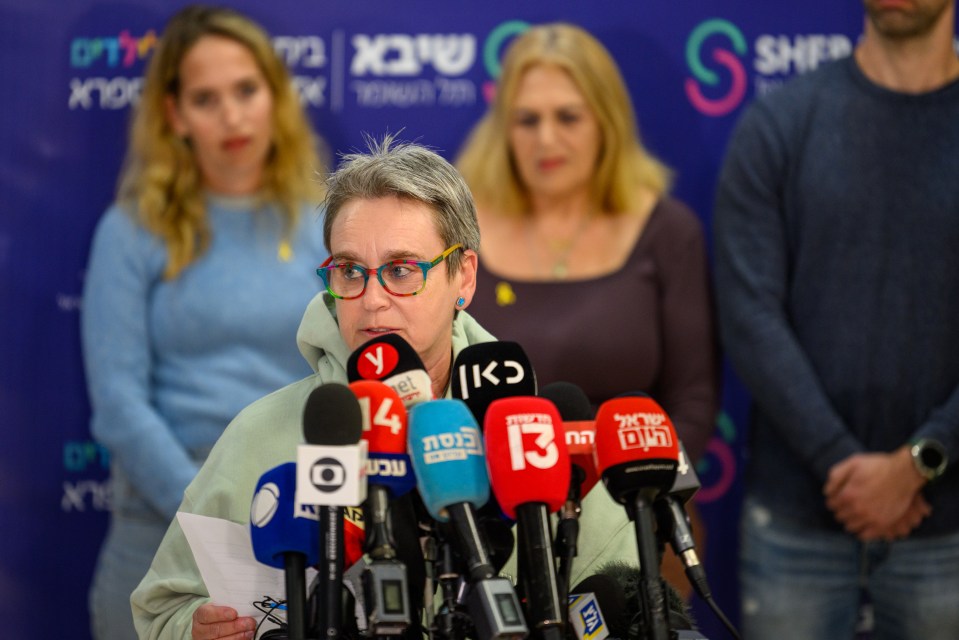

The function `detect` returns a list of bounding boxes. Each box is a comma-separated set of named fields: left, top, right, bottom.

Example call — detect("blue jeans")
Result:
left=740, top=497, right=959, bottom=640
left=89, top=513, right=168, bottom=640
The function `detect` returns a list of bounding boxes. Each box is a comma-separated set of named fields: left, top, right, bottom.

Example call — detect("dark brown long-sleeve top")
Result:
left=469, top=197, right=719, bottom=462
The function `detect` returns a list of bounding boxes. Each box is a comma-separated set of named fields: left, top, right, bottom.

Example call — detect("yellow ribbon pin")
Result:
left=495, top=281, right=517, bottom=307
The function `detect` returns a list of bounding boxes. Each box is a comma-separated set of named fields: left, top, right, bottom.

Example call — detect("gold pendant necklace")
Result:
left=528, top=213, right=592, bottom=279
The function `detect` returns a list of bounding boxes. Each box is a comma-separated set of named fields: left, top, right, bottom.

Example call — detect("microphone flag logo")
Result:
left=310, top=457, right=347, bottom=492
left=506, top=412, right=560, bottom=471
left=357, top=343, right=400, bottom=379
left=422, top=426, right=483, bottom=463
left=296, top=440, right=369, bottom=508
left=613, top=411, right=674, bottom=452
left=250, top=482, right=281, bottom=527
left=456, top=360, right=526, bottom=399
left=568, top=593, right=609, bottom=640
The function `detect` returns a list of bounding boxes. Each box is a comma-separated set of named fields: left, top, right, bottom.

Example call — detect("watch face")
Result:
left=920, top=445, right=945, bottom=469
left=914, top=439, right=948, bottom=480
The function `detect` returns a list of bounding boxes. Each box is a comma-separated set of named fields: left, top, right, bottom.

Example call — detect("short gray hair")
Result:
left=322, top=135, right=480, bottom=276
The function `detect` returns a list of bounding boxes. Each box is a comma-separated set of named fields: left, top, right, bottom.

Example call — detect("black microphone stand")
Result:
left=313, top=505, right=343, bottom=640
left=515, top=502, right=564, bottom=640
left=362, top=487, right=412, bottom=639
left=285, top=551, right=309, bottom=640
left=652, top=498, right=741, bottom=640
left=434, top=531, right=467, bottom=640
left=422, top=533, right=438, bottom=640
left=553, top=514, right=577, bottom=632
left=554, top=465, right=585, bottom=630
left=628, top=495, right=670, bottom=640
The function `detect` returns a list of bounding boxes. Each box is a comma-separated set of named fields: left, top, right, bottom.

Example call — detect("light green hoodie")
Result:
left=132, top=292, right=639, bottom=638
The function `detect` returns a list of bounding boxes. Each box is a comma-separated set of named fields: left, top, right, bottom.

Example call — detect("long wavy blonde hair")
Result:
left=117, top=5, right=327, bottom=279
left=456, top=23, right=671, bottom=216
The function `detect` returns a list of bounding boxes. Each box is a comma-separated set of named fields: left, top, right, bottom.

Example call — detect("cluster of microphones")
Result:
left=248, top=334, right=740, bottom=640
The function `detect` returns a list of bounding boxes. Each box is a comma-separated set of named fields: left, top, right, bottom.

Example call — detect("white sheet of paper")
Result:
left=177, top=511, right=314, bottom=623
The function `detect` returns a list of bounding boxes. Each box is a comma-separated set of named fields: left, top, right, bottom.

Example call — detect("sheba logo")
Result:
left=685, top=18, right=748, bottom=116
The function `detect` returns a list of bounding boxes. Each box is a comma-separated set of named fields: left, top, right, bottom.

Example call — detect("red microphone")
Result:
left=562, top=419, right=598, bottom=496
left=485, top=396, right=570, bottom=639
left=592, top=394, right=679, bottom=640
left=351, top=380, right=408, bottom=454
left=349, top=380, right=414, bottom=502
left=593, top=395, right=679, bottom=504
left=348, top=380, right=413, bottom=557
left=348, top=380, right=415, bottom=635
left=485, top=397, right=570, bottom=517
left=341, top=377, right=406, bottom=571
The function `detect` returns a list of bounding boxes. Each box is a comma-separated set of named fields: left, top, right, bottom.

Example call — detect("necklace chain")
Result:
left=527, top=213, right=592, bottom=279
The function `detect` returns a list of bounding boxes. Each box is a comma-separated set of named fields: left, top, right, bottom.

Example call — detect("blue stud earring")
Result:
left=456, top=296, right=466, bottom=308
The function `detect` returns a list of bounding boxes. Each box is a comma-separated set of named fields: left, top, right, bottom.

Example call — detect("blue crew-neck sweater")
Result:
left=714, top=56, right=959, bottom=535
left=82, top=195, right=328, bottom=520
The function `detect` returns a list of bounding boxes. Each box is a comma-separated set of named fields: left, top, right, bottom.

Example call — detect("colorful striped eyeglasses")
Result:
left=316, top=244, right=463, bottom=300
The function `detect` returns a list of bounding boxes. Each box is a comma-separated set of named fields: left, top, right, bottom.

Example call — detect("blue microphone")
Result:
left=250, top=462, right=318, bottom=639
left=408, top=399, right=527, bottom=640
left=408, top=399, right=489, bottom=527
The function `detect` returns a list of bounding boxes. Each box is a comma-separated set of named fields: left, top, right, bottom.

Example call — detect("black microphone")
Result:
left=539, top=382, right=592, bottom=508
left=569, top=573, right=628, bottom=640
left=450, top=341, right=537, bottom=532
left=298, top=383, right=366, bottom=640
left=655, top=445, right=741, bottom=640
left=572, top=563, right=704, bottom=640
left=654, top=441, right=711, bottom=602
left=450, top=341, right=537, bottom=425
left=538, top=381, right=593, bottom=618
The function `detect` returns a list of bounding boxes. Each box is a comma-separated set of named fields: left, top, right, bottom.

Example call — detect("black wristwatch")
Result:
left=910, top=438, right=948, bottom=482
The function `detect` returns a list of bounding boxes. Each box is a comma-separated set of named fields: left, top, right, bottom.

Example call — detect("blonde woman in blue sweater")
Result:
left=81, top=6, right=328, bottom=638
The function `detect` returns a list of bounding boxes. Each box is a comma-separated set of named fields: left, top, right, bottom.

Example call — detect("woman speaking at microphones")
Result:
left=131, top=136, right=494, bottom=639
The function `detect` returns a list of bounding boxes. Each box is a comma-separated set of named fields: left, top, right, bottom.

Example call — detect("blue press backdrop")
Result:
left=1, top=2, right=882, bottom=638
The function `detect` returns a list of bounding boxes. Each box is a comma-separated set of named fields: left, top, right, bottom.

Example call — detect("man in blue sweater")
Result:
left=714, top=1, right=959, bottom=638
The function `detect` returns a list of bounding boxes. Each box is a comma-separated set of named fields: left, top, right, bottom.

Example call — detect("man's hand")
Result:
left=873, top=493, right=932, bottom=541
left=192, top=603, right=256, bottom=640
left=824, top=447, right=928, bottom=541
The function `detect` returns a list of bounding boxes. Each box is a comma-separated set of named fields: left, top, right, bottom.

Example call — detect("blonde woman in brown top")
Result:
left=457, top=22, right=718, bottom=599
